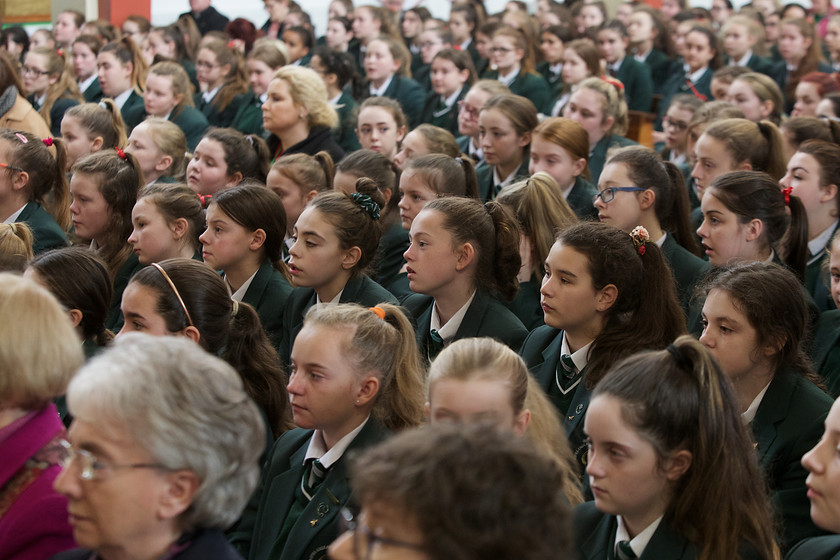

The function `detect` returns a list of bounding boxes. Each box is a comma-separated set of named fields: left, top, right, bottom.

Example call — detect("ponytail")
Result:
left=780, top=194, right=809, bottom=281
left=64, top=99, right=128, bottom=152
left=459, top=157, right=479, bottom=199
left=662, top=161, right=702, bottom=257
left=401, top=153, right=479, bottom=200
left=0, top=222, right=34, bottom=271
left=486, top=201, right=522, bottom=301
left=245, top=134, right=271, bottom=181
left=755, top=120, right=786, bottom=180
left=704, top=118, right=785, bottom=181
left=313, top=150, right=336, bottom=187
left=100, top=37, right=148, bottom=94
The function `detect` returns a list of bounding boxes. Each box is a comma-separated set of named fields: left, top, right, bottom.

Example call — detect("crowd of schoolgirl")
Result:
left=7, top=0, right=840, bottom=558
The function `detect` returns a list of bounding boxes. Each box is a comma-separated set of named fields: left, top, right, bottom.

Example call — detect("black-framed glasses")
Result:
left=490, top=46, right=514, bottom=54
left=57, top=439, right=170, bottom=481
left=0, top=163, right=24, bottom=172
left=338, top=507, right=426, bottom=560
left=22, top=66, right=50, bottom=77
left=592, top=186, right=646, bottom=204
left=662, top=115, right=689, bottom=131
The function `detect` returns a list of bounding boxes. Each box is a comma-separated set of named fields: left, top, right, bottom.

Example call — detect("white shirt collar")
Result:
left=549, top=61, right=563, bottom=74
left=493, top=165, right=519, bottom=190
left=742, top=381, right=772, bottom=424
left=615, top=515, right=664, bottom=558
left=459, top=37, right=472, bottom=51
left=497, top=65, right=521, bottom=87
left=430, top=291, right=476, bottom=343
left=442, top=87, right=462, bottom=109
left=3, top=202, right=27, bottom=224
left=369, top=74, right=395, bottom=97
left=668, top=151, right=687, bottom=167
left=633, top=47, right=651, bottom=62
left=113, top=88, right=133, bottom=110
left=468, top=138, right=483, bottom=161
left=316, top=289, right=344, bottom=305
left=732, top=50, right=753, bottom=67
left=328, top=92, right=342, bottom=106
left=655, top=231, right=667, bottom=247
left=609, top=58, right=623, bottom=73
left=202, top=85, right=221, bottom=105
left=36, top=93, right=47, bottom=108
left=228, top=268, right=259, bottom=302
left=560, top=333, right=593, bottom=372
left=685, top=66, right=708, bottom=83
left=304, top=416, right=370, bottom=468
left=808, top=220, right=839, bottom=263
left=260, top=92, right=268, bottom=104
left=78, top=74, right=97, bottom=92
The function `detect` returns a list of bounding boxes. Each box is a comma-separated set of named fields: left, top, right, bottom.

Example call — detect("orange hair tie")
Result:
left=369, top=306, right=386, bottom=320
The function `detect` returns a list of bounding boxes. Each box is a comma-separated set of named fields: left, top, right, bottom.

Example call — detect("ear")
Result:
left=736, top=160, right=753, bottom=171
left=759, top=99, right=774, bottom=119
left=820, top=183, right=839, bottom=204
left=663, top=449, right=692, bottom=482
left=68, top=308, right=83, bottom=328
left=180, top=325, right=201, bottom=344
left=572, top=157, right=587, bottom=177
left=381, top=187, right=393, bottom=205
left=155, top=154, right=174, bottom=172
left=156, top=470, right=201, bottom=521
left=48, top=73, right=59, bottom=86
left=458, top=68, right=470, bottom=83
left=355, top=374, right=380, bottom=406
left=226, top=171, right=244, bottom=187
left=220, top=62, right=232, bottom=77
left=325, top=71, right=339, bottom=87
left=304, top=189, right=319, bottom=204
left=513, top=408, right=531, bottom=436
left=744, top=217, right=764, bottom=242
left=515, top=47, right=525, bottom=61
left=454, top=241, right=476, bottom=271
left=91, top=136, right=104, bottom=152
left=341, top=245, right=362, bottom=270
left=170, top=217, right=189, bottom=240
left=173, top=92, right=184, bottom=106
left=517, top=130, right=532, bottom=148
left=396, top=125, right=407, bottom=143
left=250, top=228, right=267, bottom=251
left=600, top=115, right=615, bottom=134
left=596, top=283, right=618, bottom=312
left=391, top=58, right=402, bottom=74
left=639, top=188, right=656, bottom=211
left=10, top=170, right=29, bottom=192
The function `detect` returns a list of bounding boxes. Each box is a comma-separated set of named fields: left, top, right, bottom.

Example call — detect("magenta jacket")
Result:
left=0, top=403, right=76, bottom=559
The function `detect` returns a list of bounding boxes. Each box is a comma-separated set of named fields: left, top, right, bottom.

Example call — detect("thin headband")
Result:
left=151, top=263, right=194, bottom=328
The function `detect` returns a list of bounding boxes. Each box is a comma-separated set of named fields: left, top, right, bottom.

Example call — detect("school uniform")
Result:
left=119, top=90, right=145, bottom=133
left=347, top=41, right=364, bottom=75
left=28, top=94, right=79, bottom=138
left=610, top=55, right=654, bottom=113
left=182, top=58, right=200, bottom=92
left=588, top=134, right=637, bottom=185
left=778, top=62, right=835, bottom=112
left=267, top=126, right=345, bottom=166
left=634, top=48, right=675, bottom=95
left=278, top=274, right=398, bottom=367
left=464, top=41, right=486, bottom=77
left=231, top=91, right=265, bottom=135
left=475, top=159, right=531, bottom=202
left=171, top=105, right=210, bottom=152
left=413, top=64, right=431, bottom=93
left=104, top=252, right=145, bottom=333
left=811, top=310, right=840, bottom=397
left=726, top=52, right=784, bottom=80
left=80, top=77, right=102, bottom=103
left=658, top=66, right=714, bottom=128
left=566, top=176, right=599, bottom=221
left=537, top=61, right=564, bottom=100
left=403, top=290, right=528, bottom=361
left=506, top=276, right=543, bottom=331
left=419, top=86, right=468, bottom=137
left=785, top=535, right=840, bottom=560
left=373, top=221, right=409, bottom=301
left=805, top=222, right=839, bottom=313
left=179, top=5, right=229, bottom=35
left=660, top=233, right=711, bottom=317
left=229, top=419, right=391, bottom=560
left=520, top=326, right=592, bottom=472
left=16, top=201, right=69, bottom=254
left=241, top=260, right=294, bottom=351
left=750, top=366, right=833, bottom=552
left=481, top=68, right=551, bottom=114
left=331, top=90, right=361, bottom=154
left=360, top=75, right=426, bottom=130
left=456, top=135, right=483, bottom=167
left=194, top=90, right=248, bottom=129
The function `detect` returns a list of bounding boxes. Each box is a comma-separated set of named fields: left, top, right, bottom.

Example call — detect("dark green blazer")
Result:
left=17, top=201, right=69, bottom=254
left=419, top=86, right=467, bottom=137
left=464, top=40, right=487, bottom=77
left=588, top=134, right=637, bottom=185
left=475, top=158, right=531, bottom=202
left=811, top=310, right=840, bottom=398
left=658, top=66, right=714, bottom=127
left=567, top=176, right=598, bottom=221
left=372, top=221, right=409, bottom=299
left=231, top=91, right=264, bottom=136
left=750, top=367, right=833, bottom=552
left=403, top=290, right=528, bottom=361
left=278, top=274, right=398, bottom=367
left=119, top=91, right=145, bottom=133
left=536, top=61, right=564, bottom=100
left=413, top=64, right=431, bottom=93
left=364, top=75, right=427, bottom=129
left=182, top=58, right=199, bottom=92
left=785, top=535, right=840, bottom=560
left=506, top=277, right=543, bottom=331
left=746, top=53, right=783, bottom=78
left=639, top=48, right=675, bottom=95
left=171, top=105, right=210, bottom=151
left=614, top=55, right=654, bottom=113
left=332, top=90, right=361, bottom=154
left=519, top=326, right=590, bottom=472
left=194, top=91, right=248, bottom=129
left=242, top=259, right=294, bottom=351
left=480, top=69, right=551, bottom=114
left=29, top=94, right=79, bottom=138
left=805, top=223, right=839, bottom=313
left=230, top=419, right=391, bottom=560
left=660, top=234, right=711, bottom=317
left=81, top=77, right=102, bottom=103
left=456, top=135, right=483, bottom=167
left=104, top=252, right=145, bottom=333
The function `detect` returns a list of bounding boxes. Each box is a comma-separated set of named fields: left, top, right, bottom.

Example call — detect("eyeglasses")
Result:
left=195, top=61, right=219, bottom=70
left=0, top=163, right=24, bottom=172
left=22, top=66, right=50, bottom=77
left=338, top=507, right=425, bottom=560
left=593, top=186, right=646, bottom=204
left=57, top=439, right=169, bottom=481
left=419, top=41, right=442, bottom=49
left=662, top=116, right=689, bottom=131
left=457, top=100, right=480, bottom=119
left=490, top=46, right=514, bottom=54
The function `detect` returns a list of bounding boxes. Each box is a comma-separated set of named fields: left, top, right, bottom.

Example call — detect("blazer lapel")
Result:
left=750, top=372, right=793, bottom=465
left=242, top=260, right=272, bottom=309
left=536, top=330, right=564, bottom=393
left=640, top=519, right=693, bottom=559
left=578, top=512, right=614, bottom=560
left=453, top=291, right=488, bottom=339
left=338, top=275, right=364, bottom=303
left=814, top=311, right=840, bottom=369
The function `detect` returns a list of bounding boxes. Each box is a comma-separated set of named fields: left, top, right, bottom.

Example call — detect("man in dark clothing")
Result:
left=180, top=0, right=230, bottom=35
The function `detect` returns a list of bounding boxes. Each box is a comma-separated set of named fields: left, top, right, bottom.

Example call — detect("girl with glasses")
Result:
left=22, top=47, right=82, bottom=137
left=194, top=40, right=249, bottom=129
left=483, top=26, right=551, bottom=114
left=455, top=79, right=509, bottom=167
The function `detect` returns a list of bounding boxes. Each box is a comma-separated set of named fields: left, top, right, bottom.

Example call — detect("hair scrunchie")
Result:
left=42, top=137, right=53, bottom=147
left=781, top=186, right=792, bottom=206
left=350, top=192, right=381, bottom=220
left=630, top=225, right=649, bottom=256
left=115, top=147, right=127, bottom=160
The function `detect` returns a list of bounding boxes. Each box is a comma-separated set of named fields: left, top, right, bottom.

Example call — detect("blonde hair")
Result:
left=702, top=118, right=786, bottom=180
left=0, top=273, right=84, bottom=408
left=0, top=223, right=33, bottom=272
left=723, top=15, right=767, bottom=56
left=26, top=47, right=83, bottom=129
left=64, top=99, right=128, bottom=150
left=272, top=65, right=338, bottom=129
left=577, top=76, right=628, bottom=136
left=428, top=337, right=583, bottom=505
left=148, top=61, right=196, bottom=111
left=136, top=118, right=188, bottom=178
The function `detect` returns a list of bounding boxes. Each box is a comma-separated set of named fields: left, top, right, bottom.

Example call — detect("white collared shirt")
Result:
left=808, top=220, right=839, bottom=264
left=615, top=515, right=663, bottom=558
left=685, top=66, right=708, bottom=83
left=78, top=74, right=97, bottom=93
left=633, top=47, right=651, bottom=63
left=468, top=138, right=483, bottom=161
left=732, top=50, right=753, bottom=67
left=328, top=92, right=342, bottom=106
left=548, top=62, right=563, bottom=76
left=260, top=92, right=268, bottom=104
left=369, top=74, right=395, bottom=97
left=459, top=37, right=472, bottom=51
left=497, top=65, right=521, bottom=87
left=430, top=291, right=476, bottom=343
left=742, top=381, right=772, bottom=424
left=202, top=85, right=221, bottom=105
left=304, top=416, right=370, bottom=469
left=3, top=203, right=27, bottom=224
left=228, top=269, right=259, bottom=302
left=35, top=93, right=47, bottom=109
left=560, top=333, right=593, bottom=373
left=609, top=58, right=623, bottom=74
left=113, top=88, right=133, bottom=110
left=493, top=165, right=520, bottom=191
left=315, top=289, right=344, bottom=305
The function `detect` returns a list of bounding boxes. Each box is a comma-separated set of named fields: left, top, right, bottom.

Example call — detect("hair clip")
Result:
left=42, top=137, right=53, bottom=147
left=630, top=225, right=649, bottom=256
left=781, top=186, right=792, bottom=206
left=369, top=306, right=386, bottom=319
left=115, top=147, right=127, bottom=160
left=227, top=40, right=236, bottom=48
left=14, top=132, right=27, bottom=144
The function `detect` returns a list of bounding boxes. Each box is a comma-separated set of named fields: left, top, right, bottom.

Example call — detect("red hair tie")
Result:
left=198, top=194, right=212, bottom=207
left=115, top=147, right=127, bottom=160
left=602, top=75, right=625, bottom=91
left=42, top=137, right=53, bottom=147
left=782, top=186, right=793, bottom=206
left=56, top=48, right=63, bottom=57
left=228, top=40, right=236, bottom=48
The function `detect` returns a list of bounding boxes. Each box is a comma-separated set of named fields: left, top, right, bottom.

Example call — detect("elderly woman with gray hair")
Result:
left=51, top=333, right=265, bottom=560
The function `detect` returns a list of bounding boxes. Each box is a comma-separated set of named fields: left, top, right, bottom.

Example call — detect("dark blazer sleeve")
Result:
left=17, top=202, right=69, bottom=254
left=391, top=76, right=427, bottom=129
left=785, top=535, right=840, bottom=560
left=171, top=106, right=210, bottom=152
left=50, top=98, right=80, bottom=137
left=242, top=260, right=294, bottom=351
